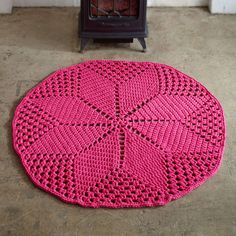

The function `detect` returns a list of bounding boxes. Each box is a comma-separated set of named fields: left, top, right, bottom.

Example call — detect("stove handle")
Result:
left=100, top=22, right=131, bottom=27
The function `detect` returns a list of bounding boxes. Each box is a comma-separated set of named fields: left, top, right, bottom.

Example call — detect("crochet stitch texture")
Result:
left=12, top=60, right=226, bottom=208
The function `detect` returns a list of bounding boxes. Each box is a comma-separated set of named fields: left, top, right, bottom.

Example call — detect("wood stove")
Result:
left=79, top=0, right=147, bottom=52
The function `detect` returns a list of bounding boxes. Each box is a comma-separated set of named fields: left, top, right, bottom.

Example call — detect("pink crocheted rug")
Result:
left=12, top=60, right=225, bottom=208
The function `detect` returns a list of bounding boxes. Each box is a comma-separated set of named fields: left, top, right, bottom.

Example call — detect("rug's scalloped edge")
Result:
left=12, top=60, right=227, bottom=208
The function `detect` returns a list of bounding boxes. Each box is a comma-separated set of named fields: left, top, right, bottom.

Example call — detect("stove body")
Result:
left=79, top=0, right=148, bottom=52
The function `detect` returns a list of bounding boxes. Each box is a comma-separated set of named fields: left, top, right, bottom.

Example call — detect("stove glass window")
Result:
left=90, top=0, right=139, bottom=18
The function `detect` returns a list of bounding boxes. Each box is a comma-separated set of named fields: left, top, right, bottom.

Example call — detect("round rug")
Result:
left=12, top=60, right=226, bottom=208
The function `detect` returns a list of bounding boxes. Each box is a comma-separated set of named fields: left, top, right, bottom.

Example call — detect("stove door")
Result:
left=80, top=0, right=147, bottom=34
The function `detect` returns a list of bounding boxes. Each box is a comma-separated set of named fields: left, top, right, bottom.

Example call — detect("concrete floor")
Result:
left=0, top=7, right=236, bottom=236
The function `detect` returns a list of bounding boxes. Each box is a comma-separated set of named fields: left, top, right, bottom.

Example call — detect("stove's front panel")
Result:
left=81, top=0, right=147, bottom=33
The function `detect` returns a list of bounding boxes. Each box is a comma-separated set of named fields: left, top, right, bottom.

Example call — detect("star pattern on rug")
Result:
left=13, top=60, right=225, bottom=207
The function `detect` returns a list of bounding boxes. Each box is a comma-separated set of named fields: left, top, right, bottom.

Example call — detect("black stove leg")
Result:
left=137, top=38, right=147, bottom=52
left=80, top=38, right=89, bottom=53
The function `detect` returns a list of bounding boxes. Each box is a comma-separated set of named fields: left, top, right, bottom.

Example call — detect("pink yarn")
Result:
left=12, top=60, right=226, bottom=208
